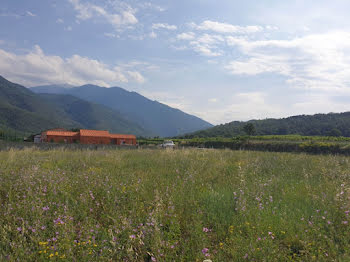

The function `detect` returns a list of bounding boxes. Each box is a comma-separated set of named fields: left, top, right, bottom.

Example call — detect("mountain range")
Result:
left=31, top=84, right=213, bottom=137
left=0, top=76, right=212, bottom=137
left=183, top=112, right=350, bottom=138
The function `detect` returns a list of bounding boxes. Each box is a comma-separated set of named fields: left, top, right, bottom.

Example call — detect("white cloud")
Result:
left=127, top=71, right=146, bottom=83
left=56, top=18, right=64, bottom=24
left=152, top=23, right=177, bottom=30
left=104, top=32, right=119, bottom=38
left=68, top=0, right=138, bottom=30
left=177, top=32, right=195, bottom=40
left=0, top=45, right=145, bottom=87
left=65, top=26, right=73, bottom=31
left=189, top=34, right=224, bottom=57
left=149, top=31, right=157, bottom=39
left=26, top=11, right=36, bottom=17
left=225, top=31, right=350, bottom=92
left=192, top=20, right=263, bottom=34
left=139, top=2, right=166, bottom=12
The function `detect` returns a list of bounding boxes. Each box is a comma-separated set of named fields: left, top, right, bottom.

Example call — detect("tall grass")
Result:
left=1, top=148, right=350, bottom=261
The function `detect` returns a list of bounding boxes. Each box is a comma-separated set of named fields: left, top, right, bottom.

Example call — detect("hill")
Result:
left=31, top=84, right=213, bottom=137
left=0, top=76, right=151, bottom=136
left=183, top=112, right=350, bottom=138
left=38, top=94, right=151, bottom=136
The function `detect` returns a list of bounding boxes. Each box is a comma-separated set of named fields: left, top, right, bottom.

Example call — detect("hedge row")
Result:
left=181, top=140, right=350, bottom=155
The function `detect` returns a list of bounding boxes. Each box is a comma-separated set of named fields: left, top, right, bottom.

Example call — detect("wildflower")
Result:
left=228, top=225, right=234, bottom=233
left=17, top=227, right=22, bottom=232
left=129, top=234, right=136, bottom=239
left=42, top=206, right=50, bottom=211
left=202, top=248, right=209, bottom=255
left=243, top=253, right=248, bottom=259
left=342, top=221, right=348, bottom=225
left=203, top=227, right=210, bottom=233
left=151, top=257, right=156, bottom=262
left=49, top=254, right=54, bottom=258
left=54, top=217, right=64, bottom=225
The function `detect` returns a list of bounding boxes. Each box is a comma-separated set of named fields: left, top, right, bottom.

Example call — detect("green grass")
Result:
left=1, top=148, right=350, bottom=261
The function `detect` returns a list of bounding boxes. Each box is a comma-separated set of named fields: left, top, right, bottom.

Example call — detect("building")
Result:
left=33, top=135, right=42, bottom=143
left=41, top=129, right=137, bottom=145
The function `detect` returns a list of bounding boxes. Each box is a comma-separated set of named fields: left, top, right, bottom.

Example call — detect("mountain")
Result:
left=31, top=84, right=213, bottom=137
left=183, top=112, right=350, bottom=138
left=0, top=76, right=151, bottom=136
left=38, top=94, right=151, bottom=136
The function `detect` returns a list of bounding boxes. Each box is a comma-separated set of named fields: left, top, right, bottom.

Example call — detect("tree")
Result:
left=243, top=123, right=256, bottom=136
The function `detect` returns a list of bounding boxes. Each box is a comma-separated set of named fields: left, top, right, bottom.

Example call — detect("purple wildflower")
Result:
left=202, top=248, right=209, bottom=255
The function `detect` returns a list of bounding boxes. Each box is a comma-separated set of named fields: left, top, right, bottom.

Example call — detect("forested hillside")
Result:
left=0, top=76, right=151, bottom=136
left=183, top=112, right=350, bottom=138
left=31, top=84, right=213, bottom=137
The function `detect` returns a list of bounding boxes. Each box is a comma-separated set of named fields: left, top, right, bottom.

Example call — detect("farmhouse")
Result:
left=41, top=129, right=137, bottom=145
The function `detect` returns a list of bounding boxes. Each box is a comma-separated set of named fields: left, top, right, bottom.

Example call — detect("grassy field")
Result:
left=1, top=148, right=350, bottom=261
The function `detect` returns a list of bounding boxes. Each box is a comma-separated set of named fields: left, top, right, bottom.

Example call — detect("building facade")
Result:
left=41, top=129, right=137, bottom=145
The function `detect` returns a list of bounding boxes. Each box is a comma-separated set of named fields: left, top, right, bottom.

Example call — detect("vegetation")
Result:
left=0, top=76, right=151, bottom=136
left=137, top=135, right=350, bottom=155
left=31, top=84, right=213, bottom=137
left=1, top=148, right=350, bottom=261
left=184, top=112, right=350, bottom=138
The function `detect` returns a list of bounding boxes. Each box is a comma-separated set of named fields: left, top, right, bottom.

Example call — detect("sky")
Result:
left=1, top=0, right=350, bottom=124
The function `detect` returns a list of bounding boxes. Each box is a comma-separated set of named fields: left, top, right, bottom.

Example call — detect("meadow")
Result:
left=1, top=148, right=350, bottom=261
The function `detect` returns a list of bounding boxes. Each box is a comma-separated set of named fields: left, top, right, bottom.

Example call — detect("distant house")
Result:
left=41, top=129, right=137, bottom=145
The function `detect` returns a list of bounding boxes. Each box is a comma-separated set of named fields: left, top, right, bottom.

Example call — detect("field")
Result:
left=1, top=148, right=350, bottom=261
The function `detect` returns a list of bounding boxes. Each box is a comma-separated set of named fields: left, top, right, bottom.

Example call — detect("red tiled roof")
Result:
left=110, top=134, right=136, bottom=139
left=80, top=129, right=111, bottom=137
left=45, top=131, right=79, bottom=137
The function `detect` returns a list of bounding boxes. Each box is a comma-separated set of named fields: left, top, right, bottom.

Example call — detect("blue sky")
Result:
left=1, top=0, right=350, bottom=124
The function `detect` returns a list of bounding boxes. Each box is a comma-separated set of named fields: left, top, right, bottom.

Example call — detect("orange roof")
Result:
left=80, top=129, right=110, bottom=137
left=45, top=131, right=79, bottom=137
left=110, top=134, right=136, bottom=139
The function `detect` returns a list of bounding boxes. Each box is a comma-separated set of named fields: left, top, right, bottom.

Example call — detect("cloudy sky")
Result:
left=1, top=0, right=350, bottom=124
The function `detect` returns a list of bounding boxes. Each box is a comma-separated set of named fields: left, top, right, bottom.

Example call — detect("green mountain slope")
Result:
left=31, top=84, right=213, bottom=137
left=0, top=76, right=151, bottom=136
left=183, top=112, right=350, bottom=138
left=0, top=76, right=78, bottom=132
left=39, top=94, right=151, bottom=136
